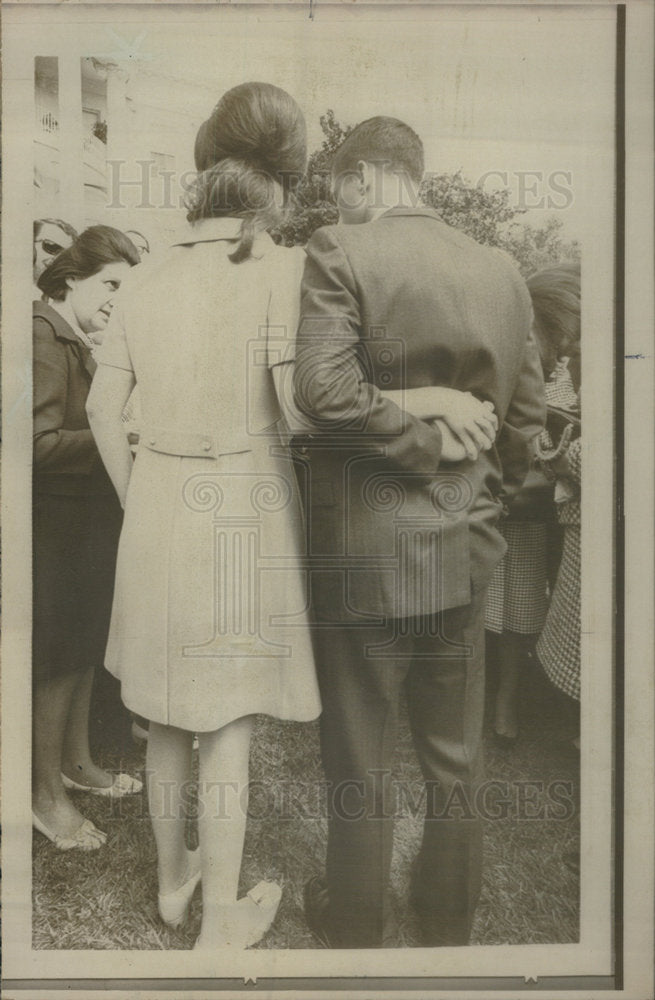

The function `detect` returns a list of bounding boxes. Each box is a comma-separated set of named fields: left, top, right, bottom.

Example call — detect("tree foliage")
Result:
left=277, top=110, right=580, bottom=277
left=419, top=170, right=516, bottom=248
left=499, top=216, right=580, bottom=277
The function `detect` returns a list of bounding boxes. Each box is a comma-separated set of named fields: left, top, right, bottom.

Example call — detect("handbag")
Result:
left=504, top=463, right=556, bottom=522
left=535, top=405, right=581, bottom=465
left=546, top=404, right=581, bottom=443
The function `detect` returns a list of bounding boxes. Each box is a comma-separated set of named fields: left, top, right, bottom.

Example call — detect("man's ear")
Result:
left=357, top=160, right=371, bottom=193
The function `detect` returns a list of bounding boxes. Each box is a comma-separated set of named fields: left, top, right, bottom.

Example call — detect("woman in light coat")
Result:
left=87, top=83, right=321, bottom=949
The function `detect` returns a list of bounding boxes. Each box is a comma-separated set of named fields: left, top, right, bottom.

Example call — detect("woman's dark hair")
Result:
left=527, top=260, right=581, bottom=379
left=331, top=116, right=425, bottom=185
left=37, top=225, right=140, bottom=301
left=185, top=82, right=307, bottom=262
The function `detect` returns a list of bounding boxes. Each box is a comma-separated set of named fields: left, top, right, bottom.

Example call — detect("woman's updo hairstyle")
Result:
left=185, top=82, right=307, bottom=263
left=37, top=225, right=140, bottom=301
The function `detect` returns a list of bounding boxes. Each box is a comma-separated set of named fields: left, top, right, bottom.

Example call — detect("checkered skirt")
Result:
left=536, top=525, right=580, bottom=700
left=485, top=521, right=549, bottom=635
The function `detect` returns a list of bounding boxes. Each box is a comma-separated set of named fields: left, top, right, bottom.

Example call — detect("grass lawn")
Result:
left=32, top=653, right=580, bottom=950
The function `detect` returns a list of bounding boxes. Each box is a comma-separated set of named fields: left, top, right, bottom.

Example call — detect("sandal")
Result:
left=61, top=772, right=143, bottom=798
left=32, top=811, right=106, bottom=851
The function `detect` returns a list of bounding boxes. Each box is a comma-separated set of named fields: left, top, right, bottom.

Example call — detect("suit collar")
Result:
left=378, top=205, right=443, bottom=223
left=171, top=217, right=274, bottom=248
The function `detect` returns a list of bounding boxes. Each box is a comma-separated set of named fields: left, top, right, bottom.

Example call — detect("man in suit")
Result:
left=292, top=117, right=546, bottom=949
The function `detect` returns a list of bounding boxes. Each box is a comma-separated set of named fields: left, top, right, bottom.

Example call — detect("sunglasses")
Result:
left=36, top=239, right=65, bottom=256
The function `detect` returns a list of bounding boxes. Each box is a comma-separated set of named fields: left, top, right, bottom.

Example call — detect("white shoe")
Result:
left=158, top=849, right=202, bottom=928
left=194, top=881, right=282, bottom=950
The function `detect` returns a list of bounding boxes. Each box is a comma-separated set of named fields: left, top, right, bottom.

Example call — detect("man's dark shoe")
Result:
left=303, top=875, right=334, bottom=948
left=304, top=875, right=399, bottom=948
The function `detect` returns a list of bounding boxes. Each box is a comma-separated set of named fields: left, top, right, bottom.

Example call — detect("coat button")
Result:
left=202, top=440, right=211, bottom=451
left=149, top=438, right=156, bottom=446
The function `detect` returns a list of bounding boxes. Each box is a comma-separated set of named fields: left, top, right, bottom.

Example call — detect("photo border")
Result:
left=2, top=1, right=652, bottom=997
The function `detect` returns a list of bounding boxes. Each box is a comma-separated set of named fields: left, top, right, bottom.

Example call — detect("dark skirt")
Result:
left=32, top=492, right=123, bottom=684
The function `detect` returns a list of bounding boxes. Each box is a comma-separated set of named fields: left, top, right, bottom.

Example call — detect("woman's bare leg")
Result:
left=33, top=671, right=98, bottom=837
left=61, top=666, right=115, bottom=787
left=146, top=721, right=195, bottom=894
left=196, top=715, right=255, bottom=940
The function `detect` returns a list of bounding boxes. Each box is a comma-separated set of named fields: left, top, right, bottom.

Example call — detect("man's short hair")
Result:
left=331, top=117, right=424, bottom=184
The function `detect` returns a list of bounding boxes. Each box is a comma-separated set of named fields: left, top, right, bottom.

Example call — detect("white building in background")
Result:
left=34, top=53, right=218, bottom=250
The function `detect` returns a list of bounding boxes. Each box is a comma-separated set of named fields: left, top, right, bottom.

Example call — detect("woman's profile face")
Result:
left=66, top=260, right=131, bottom=334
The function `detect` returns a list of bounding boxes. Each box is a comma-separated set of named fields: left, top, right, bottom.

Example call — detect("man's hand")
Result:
left=435, top=390, right=497, bottom=459
left=430, top=394, right=498, bottom=462
left=433, top=419, right=468, bottom=463
left=383, top=386, right=497, bottom=461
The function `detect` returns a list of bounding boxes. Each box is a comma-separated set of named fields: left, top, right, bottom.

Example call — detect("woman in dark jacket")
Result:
left=32, top=225, right=140, bottom=850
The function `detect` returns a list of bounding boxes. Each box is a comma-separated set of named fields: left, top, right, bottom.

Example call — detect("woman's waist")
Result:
left=138, top=423, right=281, bottom=459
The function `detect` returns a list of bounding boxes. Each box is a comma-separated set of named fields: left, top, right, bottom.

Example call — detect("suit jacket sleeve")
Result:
left=496, top=324, right=547, bottom=507
left=33, top=317, right=99, bottom=475
left=294, top=226, right=443, bottom=477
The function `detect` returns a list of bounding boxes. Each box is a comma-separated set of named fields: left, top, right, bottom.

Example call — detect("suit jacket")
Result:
left=33, top=301, right=114, bottom=495
left=293, top=207, right=546, bottom=619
